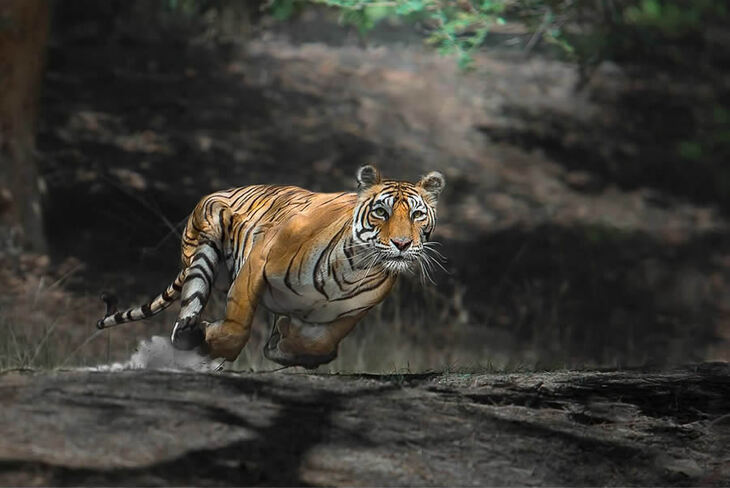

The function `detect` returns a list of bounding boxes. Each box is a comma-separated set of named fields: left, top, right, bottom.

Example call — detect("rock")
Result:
left=0, top=365, right=727, bottom=486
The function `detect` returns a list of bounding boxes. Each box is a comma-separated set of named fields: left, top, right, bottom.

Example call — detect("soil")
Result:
left=0, top=363, right=728, bottom=486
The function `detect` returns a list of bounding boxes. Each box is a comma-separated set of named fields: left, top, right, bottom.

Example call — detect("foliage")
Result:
left=268, top=0, right=514, bottom=68
left=265, top=0, right=727, bottom=70
left=623, top=0, right=726, bottom=37
left=263, top=0, right=729, bottom=207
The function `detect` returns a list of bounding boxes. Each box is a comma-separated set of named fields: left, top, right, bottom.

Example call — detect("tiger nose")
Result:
left=391, top=237, right=412, bottom=251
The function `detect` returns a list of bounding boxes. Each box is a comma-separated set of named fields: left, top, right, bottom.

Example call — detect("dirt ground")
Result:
left=0, top=364, right=727, bottom=486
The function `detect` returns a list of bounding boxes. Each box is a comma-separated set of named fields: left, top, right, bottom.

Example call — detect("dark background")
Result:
left=2, top=0, right=729, bottom=371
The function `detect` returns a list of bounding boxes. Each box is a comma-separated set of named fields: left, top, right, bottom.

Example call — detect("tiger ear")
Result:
left=356, top=165, right=381, bottom=190
left=418, top=171, right=446, bottom=204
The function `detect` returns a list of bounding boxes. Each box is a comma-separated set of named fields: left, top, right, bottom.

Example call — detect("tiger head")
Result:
left=352, top=165, right=445, bottom=273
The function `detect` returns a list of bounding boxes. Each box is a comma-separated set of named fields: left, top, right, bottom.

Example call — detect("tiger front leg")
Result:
left=263, top=314, right=364, bottom=369
left=203, top=241, right=267, bottom=361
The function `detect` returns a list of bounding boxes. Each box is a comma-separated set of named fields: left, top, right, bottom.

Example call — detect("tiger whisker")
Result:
left=332, top=250, right=381, bottom=269
left=422, top=249, right=449, bottom=273
left=354, top=253, right=382, bottom=291
left=417, top=259, right=436, bottom=286
left=421, top=249, right=443, bottom=267
left=422, top=245, right=447, bottom=262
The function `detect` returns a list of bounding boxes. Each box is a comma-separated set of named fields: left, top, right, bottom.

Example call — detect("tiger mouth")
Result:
left=381, top=255, right=418, bottom=273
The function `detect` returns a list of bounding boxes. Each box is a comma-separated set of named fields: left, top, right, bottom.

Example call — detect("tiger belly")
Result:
left=260, top=270, right=390, bottom=325
left=260, top=282, right=377, bottom=324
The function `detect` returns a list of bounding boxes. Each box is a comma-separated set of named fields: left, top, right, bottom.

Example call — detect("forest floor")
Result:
left=0, top=363, right=728, bottom=486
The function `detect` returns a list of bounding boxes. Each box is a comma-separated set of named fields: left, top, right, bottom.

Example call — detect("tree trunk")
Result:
left=0, top=0, right=49, bottom=254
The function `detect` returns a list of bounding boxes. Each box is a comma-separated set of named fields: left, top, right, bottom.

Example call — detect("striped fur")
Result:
left=97, top=165, right=445, bottom=366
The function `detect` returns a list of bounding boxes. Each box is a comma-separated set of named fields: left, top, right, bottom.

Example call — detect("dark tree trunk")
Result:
left=0, top=0, right=49, bottom=254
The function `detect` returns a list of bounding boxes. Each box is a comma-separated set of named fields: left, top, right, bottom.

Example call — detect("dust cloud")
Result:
left=88, top=336, right=223, bottom=372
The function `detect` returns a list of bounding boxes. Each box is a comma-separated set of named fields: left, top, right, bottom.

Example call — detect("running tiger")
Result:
left=97, top=165, right=445, bottom=367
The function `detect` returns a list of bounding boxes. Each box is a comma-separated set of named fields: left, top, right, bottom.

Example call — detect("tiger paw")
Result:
left=201, top=320, right=248, bottom=361
left=263, top=345, right=337, bottom=369
left=171, top=315, right=205, bottom=351
left=263, top=316, right=338, bottom=368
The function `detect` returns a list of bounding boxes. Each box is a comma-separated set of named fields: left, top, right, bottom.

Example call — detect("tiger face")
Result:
left=352, top=165, right=445, bottom=273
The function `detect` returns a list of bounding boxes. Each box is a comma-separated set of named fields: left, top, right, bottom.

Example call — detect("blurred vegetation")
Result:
left=59, top=1, right=728, bottom=201
left=257, top=0, right=729, bottom=209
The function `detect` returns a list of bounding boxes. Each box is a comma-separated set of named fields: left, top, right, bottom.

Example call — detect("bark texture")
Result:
left=0, top=0, right=49, bottom=253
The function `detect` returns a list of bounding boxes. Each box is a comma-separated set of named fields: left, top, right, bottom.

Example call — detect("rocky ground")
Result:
left=0, top=363, right=728, bottom=486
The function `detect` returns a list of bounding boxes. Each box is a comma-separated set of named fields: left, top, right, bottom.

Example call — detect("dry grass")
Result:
left=0, top=259, right=580, bottom=374
left=0, top=255, right=493, bottom=373
left=5, top=251, right=689, bottom=373
left=0, top=254, right=175, bottom=370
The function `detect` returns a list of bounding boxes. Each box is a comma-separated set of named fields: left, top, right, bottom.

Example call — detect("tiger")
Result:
left=97, top=165, right=445, bottom=368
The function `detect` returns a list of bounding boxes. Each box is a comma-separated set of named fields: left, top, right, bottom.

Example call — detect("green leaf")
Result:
left=678, top=141, right=703, bottom=161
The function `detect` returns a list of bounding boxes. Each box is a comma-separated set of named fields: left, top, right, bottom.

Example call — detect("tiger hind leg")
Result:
left=171, top=241, right=222, bottom=350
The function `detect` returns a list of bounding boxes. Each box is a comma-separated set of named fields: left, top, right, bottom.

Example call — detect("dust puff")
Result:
left=88, top=336, right=224, bottom=372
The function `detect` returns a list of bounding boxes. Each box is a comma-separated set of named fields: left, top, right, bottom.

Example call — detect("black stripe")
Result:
left=267, top=195, right=298, bottom=222
left=227, top=212, right=234, bottom=236
left=331, top=260, right=345, bottom=291
left=141, top=304, right=153, bottom=317
left=114, top=312, right=124, bottom=323
left=201, top=241, right=223, bottom=261
left=189, top=263, right=213, bottom=280
left=334, top=305, right=371, bottom=319
left=313, top=225, right=347, bottom=298
left=343, top=237, right=356, bottom=269
left=192, top=248, right=217, bottom=269
left=181, top=291, right=206, bottom=307
left=191, top=218, right=205, bottom=235
left=185, top=270, right=211, bottom=284
left=338, top=273, right=389, bottom=297
left=218, top=208, right=226, bottom=234
left=284, top=245, right=305, bottom=296
left=242, top=186, right=283, bottom=214
left=319, top=192, right=349, bottom=207
left=252, top=197, right=281, bottom=222
left=230, top=186, right=260, bottom=210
